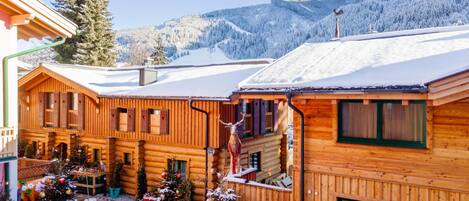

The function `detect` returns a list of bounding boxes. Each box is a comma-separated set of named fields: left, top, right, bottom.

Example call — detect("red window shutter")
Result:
left=110, top=108, right=117, bottom=131
left=236, top=102, right=244, bottom=135
left=160, top=110, right=169, bottom=134
left=60, top=93, right=68, bottom=128
left=77, top=93, right=85, bottom=130
left=127, top=108, right=136, bottom=132
left=38, top=92, right=44, bottom=127
left=260, top=100, right=267, bottom=134
left=252, top=100, right=260, bottom=135
left=141, top=109, right=150, bottom=133
left=52, top=92, right=60, bottom=128
left=273, top=103, right=279, bottom=132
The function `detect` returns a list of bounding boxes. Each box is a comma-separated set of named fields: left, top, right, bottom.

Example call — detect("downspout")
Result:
left=188, top=99, right=209, bottom=201
left=287, top=92, right=304, bottom=201
left=2, top=37, right=66, bottom=127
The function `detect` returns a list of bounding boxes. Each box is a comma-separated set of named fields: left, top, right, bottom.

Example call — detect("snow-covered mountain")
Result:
left=21, top=0, right=469, bottom=66
left=116, top=0, right=469, bottom=65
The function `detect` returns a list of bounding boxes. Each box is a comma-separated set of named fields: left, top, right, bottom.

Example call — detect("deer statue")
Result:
left=218, top=113, right=245, bottom=175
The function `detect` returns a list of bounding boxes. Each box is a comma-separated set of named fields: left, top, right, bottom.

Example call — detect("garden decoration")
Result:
left=218, top=113, right=245, bottom=174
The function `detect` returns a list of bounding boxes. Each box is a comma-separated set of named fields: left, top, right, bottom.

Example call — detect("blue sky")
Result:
left=44, top=0, right=270, bottom=30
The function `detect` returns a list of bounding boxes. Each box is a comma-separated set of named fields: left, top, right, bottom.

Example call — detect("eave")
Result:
left=0, top=0, right=77, bottom=40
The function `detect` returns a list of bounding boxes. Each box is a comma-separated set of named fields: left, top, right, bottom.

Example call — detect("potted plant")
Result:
left=109, top=160, right=123, bottom=198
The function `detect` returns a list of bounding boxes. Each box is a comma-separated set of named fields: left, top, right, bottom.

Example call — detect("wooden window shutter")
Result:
left=60, top=93, right=68, bottom=128
left=273, top=103, right=279, bottom=132
left=252, top=99, right=260, bottom=135
left=52, top=92, right=60, bottom=128
left=77, top=93, right=85, bottom=130
left=127, top=108, right=136, bottom=132
left=236, top=102, right=244, bottom=135
left=110, top=108, right=118, bottom=131
left=141, top=109, right=150, bottom=133
left=260, top=100, right=267, bottom=134
left=160, top=110, right=169, bottom=134
left=38, top=92, right=45, bottom=127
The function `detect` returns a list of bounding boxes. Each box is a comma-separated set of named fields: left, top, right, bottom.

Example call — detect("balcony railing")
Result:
left=0, top=127, right=16, bottom=160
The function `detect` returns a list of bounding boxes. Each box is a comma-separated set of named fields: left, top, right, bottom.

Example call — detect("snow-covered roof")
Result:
left=239, top=25, right=469, bottom=92
left=40, top=61, right=268, bottom=100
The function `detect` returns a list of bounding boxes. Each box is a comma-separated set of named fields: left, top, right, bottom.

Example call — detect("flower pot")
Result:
left=109, top=187, right=121, bottom=198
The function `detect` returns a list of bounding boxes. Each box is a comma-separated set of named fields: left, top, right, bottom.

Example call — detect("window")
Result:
left=339, top=100, right=426, bottom=148
left=44, top=92, right=54, bottom=127
left=123, top=152, right=132, bottom=166
left=67, top=92, right=79, bottom=129
left=68, top=92, right=78, bottom=110
left=243, top=102, right=253, bottom=137
left=249, top=152, right=261, bottom=172
left=45, top=92, right=54, bottom=109
left=93, top=149, right=101, bottom=162
left=118, top=108, right=128, bottom=132
left=168, top=159, right=187, bottom=178
left=264, top=101, right=274, bottom=133
left=149, top=109, right=169, bottom=134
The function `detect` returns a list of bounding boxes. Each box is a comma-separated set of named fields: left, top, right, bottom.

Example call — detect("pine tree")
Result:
left=150, top=37, right=168, bottom=65
left=74, top=0, right=116, bottom=66
left=137, top=166, right=147, bottom=200
left=52, top=0, right=85, bottom=64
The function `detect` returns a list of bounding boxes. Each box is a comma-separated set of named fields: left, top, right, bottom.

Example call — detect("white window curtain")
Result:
left=341, top=102, right=377, bottom=139
left=383, top=103, right=425, bottom=142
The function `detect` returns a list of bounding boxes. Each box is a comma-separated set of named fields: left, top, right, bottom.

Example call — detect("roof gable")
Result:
left=18, top=66, right=99, bottom=102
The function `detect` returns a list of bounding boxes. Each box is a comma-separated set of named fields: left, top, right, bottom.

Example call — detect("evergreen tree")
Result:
left=53, top=0, right=116, bottom=66
left=74, top=0, right=116, bottom=66
left=150, top=37, right=168, bottom=65
left=52, top=0, right=85, bottom=64
left=136, top=166, right=147, bottom=200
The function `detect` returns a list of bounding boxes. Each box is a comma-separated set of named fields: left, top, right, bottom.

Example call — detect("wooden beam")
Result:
left=10, top=14, right=35, bottom=26
left=402, top=100, right=409, bottom=106
left=294, top=93, right=428, bottom=100
left=238, top=94, right=287, bottom=100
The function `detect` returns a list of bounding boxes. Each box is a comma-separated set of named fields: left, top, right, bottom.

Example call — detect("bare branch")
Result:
left=233, top=113, right=246, bottom=128
left=217, top=115, right=233, bottom=127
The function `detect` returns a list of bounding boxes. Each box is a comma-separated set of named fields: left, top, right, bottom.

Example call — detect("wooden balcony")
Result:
left=0, top=127, right=16, bottom=160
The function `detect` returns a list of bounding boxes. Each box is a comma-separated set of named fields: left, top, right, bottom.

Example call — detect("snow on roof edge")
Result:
left=341, top=24, right=469, bottom=41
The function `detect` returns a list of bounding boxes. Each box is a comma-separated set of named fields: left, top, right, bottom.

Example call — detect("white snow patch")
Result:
left=170, top=46, right=234, bottom=66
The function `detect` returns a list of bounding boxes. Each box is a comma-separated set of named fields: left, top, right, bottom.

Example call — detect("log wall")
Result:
left=290, top=99, right=469, bottom=201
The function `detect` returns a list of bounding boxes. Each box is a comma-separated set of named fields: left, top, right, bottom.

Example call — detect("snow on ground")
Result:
left=240, top=25, right=469, bottom=90
left=169, top=46, right=234, bottom=65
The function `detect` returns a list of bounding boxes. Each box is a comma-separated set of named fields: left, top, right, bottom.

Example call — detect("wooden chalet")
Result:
left=236, top=25, right=469, bottom=201
left=18, top=60, right=290, bottom=200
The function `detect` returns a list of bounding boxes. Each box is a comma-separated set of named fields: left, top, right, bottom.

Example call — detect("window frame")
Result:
left=167, top=159, right=188, bottom=178
left=338, top=100, right=427, bottom=149
left=249, top=151, right=262, bottom=172
left=117, top=108, right=128, bottom=132
left=123, top=152, right=132, bottom=166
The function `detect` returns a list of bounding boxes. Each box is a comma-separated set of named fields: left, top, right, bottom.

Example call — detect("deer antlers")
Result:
left=218, top=113, right=246, bottom=128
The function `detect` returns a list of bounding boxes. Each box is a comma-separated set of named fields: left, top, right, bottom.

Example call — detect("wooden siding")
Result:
left=240, top=134, right=283, bottom=181
left=290, top=99, right=469, bottom=201
left=19, top=76, right=234, bottom=149
left=225, top=179, right=292, bottom=201
left=18, top=75, right=288, bottom=200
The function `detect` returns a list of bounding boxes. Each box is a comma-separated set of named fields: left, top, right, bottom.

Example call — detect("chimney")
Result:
left=139, top=68, right=158, bottom=86
left=333, top=9, right=344, bottom=39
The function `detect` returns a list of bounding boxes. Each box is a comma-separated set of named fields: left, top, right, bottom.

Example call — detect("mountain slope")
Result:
left=21, top=0, right=469, bottom=66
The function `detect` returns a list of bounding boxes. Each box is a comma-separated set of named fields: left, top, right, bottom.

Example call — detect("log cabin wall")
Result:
left=18, top=76, right=240, bottom=200
left=291, top=98, right=469, bottom=201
